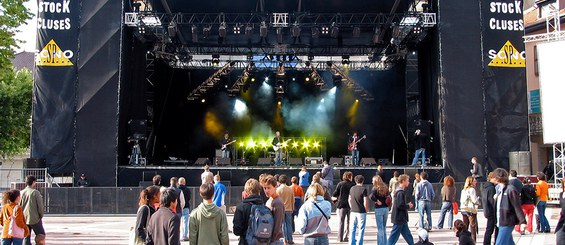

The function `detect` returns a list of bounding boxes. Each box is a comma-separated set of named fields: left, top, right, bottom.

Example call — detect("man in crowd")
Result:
left=332, top=171, right=354, bottom=243
left=261, top=175, right=285, bottom=244
left=189, top=182, right=229, bottom=245
left=415, top=171, right=435, bottom=231
left=213, top=174, right=227, bottom=212
left=349, top=175, right=369, bottom=245
left=147, top=188, right=181, bottom=244
left=233, top=178, right=264, bottom=245
left=276, top=175, right=295, bottom=244
left=178, top=177, right=192, bottom=241
left=201, top=165, right=214, bottom=184
left=321, top=161, right=335, bottom=194
left=509, top=170, right=523, bottom=193
left=170, top=177, right=185, bottom=217
left=388, top=174, right=415, bottom=245
left=482, top=172, right=498, bottom=245
left=20, top=175, right=46, bottom=245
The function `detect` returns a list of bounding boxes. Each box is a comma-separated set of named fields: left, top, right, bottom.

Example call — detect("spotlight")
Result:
left=212, top=54, right=220, bottom=66
left=203, top=26, right=211, bottom=38
left=191, top=25, right=198, bottom=42
left=330, top=25, right=339, bottom=38
left=260, top=22, right=268, bottom=37
left=373, top=27, right=381, bottom=44
left=341, top=55, right=350, bottom=66
left=313, top=142, right=320, bottom=148
left=308, top=53, right=314, bottom=61
left=292, top=142, right=299, bottom=148
left=201, top=98, right=206, bottom=103
left=168, top=22, right=177, bottom=37
left=276, top=28, right=283, bottom=43
left=320, top=98, right=325, bottom=102
left=233, top=25, right=241, bottom=34
left=352, top=26, right=361, bottom=38
left=312, top=27, right=320, bottom=38
left=292, top=25, right=301, bottom=38
left=355, top=99, right=359, bottom=102
left=321, top=26, right=329, bottom=35
left=245, top=25, right=253, bottom=38
left=305, top=61, right=311, bottom=67
left=219, top=23, right=227, bottom=37
left=305, top=77, right=310, bottom=82
left=278, top=101, right=282, bottom=105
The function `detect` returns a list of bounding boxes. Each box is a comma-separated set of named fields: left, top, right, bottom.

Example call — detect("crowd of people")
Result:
left=125, top=161, right=565, bottom=245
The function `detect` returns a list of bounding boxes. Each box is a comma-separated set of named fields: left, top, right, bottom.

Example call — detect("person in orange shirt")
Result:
left=1, top=189, right=30, bottom=245
left=536, top=172, right=551, bottom=233
left=290, top=176, right=304, bottom=229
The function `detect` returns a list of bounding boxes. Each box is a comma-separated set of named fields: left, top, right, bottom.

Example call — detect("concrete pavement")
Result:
left=40, top=207, right=561, bottom=244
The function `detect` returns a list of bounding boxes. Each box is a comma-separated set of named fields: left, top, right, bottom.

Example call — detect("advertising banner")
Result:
left=31, top=0, right=79, bottom=173
left=481, top=0, right=529, bottom=169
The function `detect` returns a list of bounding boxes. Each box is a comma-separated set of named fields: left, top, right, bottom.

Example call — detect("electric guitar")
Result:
left=347, top=135, right=366, bottom=151
left=221, top=140, right=236, bottom=150
left=272, top=139, right=292, bottom=152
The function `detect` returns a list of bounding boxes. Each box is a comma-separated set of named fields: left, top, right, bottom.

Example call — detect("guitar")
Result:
left=221, top=140, right=236, bottom=150
left=272, top=139, right=292, bottom=152
left=347, top=135, right=366, bottom=151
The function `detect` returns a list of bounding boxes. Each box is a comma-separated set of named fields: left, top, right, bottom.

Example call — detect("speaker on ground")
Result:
left=329, top=157, right=343, bottom=166
left=289, top=158, right=302, bottom=165
left=361, top=158, right=377, bottom=166
left=257, top=158, right=272, bottom=165
left=194, top=158, right=211, bottom=166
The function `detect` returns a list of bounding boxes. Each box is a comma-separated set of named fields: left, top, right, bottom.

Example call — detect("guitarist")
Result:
left=272, top=131, right=283, bottom=166
left=348, top=132, right=360, bottom=166
left=220, top=132, right=234, bottom=160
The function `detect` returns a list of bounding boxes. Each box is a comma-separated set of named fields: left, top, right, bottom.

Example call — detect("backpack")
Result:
left=245, top=204, right=274, bottom=245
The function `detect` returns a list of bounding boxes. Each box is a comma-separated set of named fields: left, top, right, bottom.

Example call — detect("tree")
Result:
left=0, top=68, right=33, bottom=158
left=0, top=0, right=33, bottom=79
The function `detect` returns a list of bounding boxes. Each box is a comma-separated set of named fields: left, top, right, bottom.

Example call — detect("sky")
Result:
left=14, top=1, right=38, bottom=53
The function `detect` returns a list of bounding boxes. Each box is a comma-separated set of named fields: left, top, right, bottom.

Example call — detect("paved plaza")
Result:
left=42, top=207, right=561, bottom=244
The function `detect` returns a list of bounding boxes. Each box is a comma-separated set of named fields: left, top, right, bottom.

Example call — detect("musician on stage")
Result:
left=272, top=131, right=283, bottom=166
left=220, top=132, right=234, bottom=160
left=348, top=132, right=360, bottom=166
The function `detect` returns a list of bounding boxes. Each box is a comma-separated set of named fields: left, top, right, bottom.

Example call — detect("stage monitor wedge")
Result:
left=194, top=158, right=211, bottom=166
left=288, top=158, right=302, bottom=166
left=329, top=157, right=343, bottom=166
left=215, top=157, right=231, bottom=166
left=361, top=157, right=377, bottom=166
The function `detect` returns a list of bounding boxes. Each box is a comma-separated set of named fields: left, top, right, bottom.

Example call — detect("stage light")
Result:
left=320, top=98, right=325, bottom=103
left=260, top=22, right=268, bottom=37
left=201, top=98, right=206, bottom=103
left=292, top=142, right=299, bottom=148
left=212, top=54, right=220, bottom=66
left=265, top=77, right=269, bottom=81
left=308, top=53, right=315, bottom=61
left=247, top=141, right=256, bottom=148
left=355, top=99, right=359, bottom=102
left=251, top=77, right=256, bottom=82
left=313, top=142, right=320, bottom=148
left=330, top=25, right=339, bottom=38
left=292, top=25, right=301, bottom=38
left=329, top=87, right=337, bottom=94
left=292, top=78, right=295, bottom=81
left=203, top=26, right=211, bottom=38
left=233, top=25, right=241, bottom=34
left=305, top=77, right=310, bottom=82
left=239, top=142, right=244, bottom=147
left=352, top=26, right=361, bottom=38
left=373, top=27, right=381, bottom=44
left=282, top=142, right=288, bottom=147
left=245, top=25, right=253, bottom=38
left=219, top=23, right=227, bottom=37
left=321, top=26, right=329, bottom=35
left=191, top=25, right=198, bottom=42
left=276, top=28, right=283, bottom=43
left=303, top=141, right=310, bottom=148
left=342, top=55, right=350, bottom=67
left=278, top=101, right=282, bottom=106
left=168, top=22, right=177, bottom=38
left=312, top=27, right=320, bottom=38
left=261, top=141, right=268, bottom=148
left=234, top=99, right=247, bottom=114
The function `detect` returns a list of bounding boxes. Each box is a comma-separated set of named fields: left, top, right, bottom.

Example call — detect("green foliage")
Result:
left=0, top=68, right=33, bottom=158
left=0, top=0, right=33, bottom=78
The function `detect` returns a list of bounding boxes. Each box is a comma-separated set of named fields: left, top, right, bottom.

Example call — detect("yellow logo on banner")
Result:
left=36, top=39, right=73, bottom=66
left=488, top=40, right=526, bottom=68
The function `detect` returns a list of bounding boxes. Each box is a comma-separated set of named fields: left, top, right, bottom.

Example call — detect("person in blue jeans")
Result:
left=178, top=177, right=192, bottom=241
left=492, top=168, right=526, bottom=245
left=388, top=174, right=415, bottom=245
left=411, top=129, right=428, bottom=166
left=436, top=176, right=456, bottom=230
left=369, top=175, right=390, bottom=245
left=415, top=172, right=435, bottom=231
left=349, top=175, right=368, bottom=245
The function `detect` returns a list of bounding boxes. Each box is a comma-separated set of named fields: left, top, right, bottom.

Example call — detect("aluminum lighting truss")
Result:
left=329, top=65, right=374, bottom=101
left=186, top=62, right=237, bottom=100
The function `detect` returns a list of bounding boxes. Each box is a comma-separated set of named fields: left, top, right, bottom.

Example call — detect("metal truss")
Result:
left=228, top=64, right=255, bottom=96
left=305, top=66, right=328, bottom=92
left=186, top=62, right=237, bottom=100
left=179, top=45, right=384, bottom=56
left=330, top=65, right=374, bottom=101
left=553, top=143, right=565, bottom=188
left=523, top=31, right=565, bottom=43
left=125, top=12, right=435, bottom=28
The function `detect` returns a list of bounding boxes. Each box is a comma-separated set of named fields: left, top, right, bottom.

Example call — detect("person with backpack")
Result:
left=261, top=175, right=285, bottom=245
left=233, top=178, right=270, bottom=245
left=296, top=183, right=332, bottom=245
left=133, top=186, right=160, bottom=244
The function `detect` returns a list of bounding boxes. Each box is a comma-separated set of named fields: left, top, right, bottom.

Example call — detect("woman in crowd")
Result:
left=436, top=176, right=456, bottom=229
left=454, top=219, right=474, bottom=245
left=536, top=172, right=551, bottom=233
left=296, top=183, right=332, bottom=245
left=460, top=176, right=479, bottom=243
left=0, top=189, right=30, bottom=245
left=519, top=178, right=536, bottom=234
left=369, top=175, right=390, bottom=245
left=134, top=185, right=160, bottom=243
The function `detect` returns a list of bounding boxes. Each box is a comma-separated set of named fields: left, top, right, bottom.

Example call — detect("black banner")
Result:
left=480, top=0, right=529, bottom=170
left=31, top=0, right=80, bottom=174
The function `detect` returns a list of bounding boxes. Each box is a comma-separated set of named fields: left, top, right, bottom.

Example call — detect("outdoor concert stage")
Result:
left=30, top=0, right=529, bottom=187
left=117, top=164, right=445, bottom=187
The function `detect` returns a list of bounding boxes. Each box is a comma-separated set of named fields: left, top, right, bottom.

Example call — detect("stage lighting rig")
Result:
left=260, top=21, right=268, bottom=37
left=233, top=25, right=241, bottom=34
left=292, top=25, right=301, bottom=38
left=219, top=22, right=227, bottom=38
left=321, top=26, right=329, bottom=35
left=211, top=54, right=220, bottom=66
left=191, top=25, right=198, bottom=42
left=330, top=24, right=339, bottom=38
left=245, top=25, right=253, bottom=38
left=352, top=27, right=361, bottom=38
left=203, top=26, right=211, bottom=39
left=311, top=27, right=320, bottom=38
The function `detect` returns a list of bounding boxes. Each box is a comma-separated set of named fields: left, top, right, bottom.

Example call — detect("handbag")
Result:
left=8, top=205, right=25, bottom=238
left=129, top=206, right=150, bottom=245
left=385, top=194, right=392, bottom=206
left=452, top=201, right=459, bottom=215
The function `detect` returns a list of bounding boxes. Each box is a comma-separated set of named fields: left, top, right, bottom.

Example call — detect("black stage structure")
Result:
left=31, top=0, right=529, bottom=187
